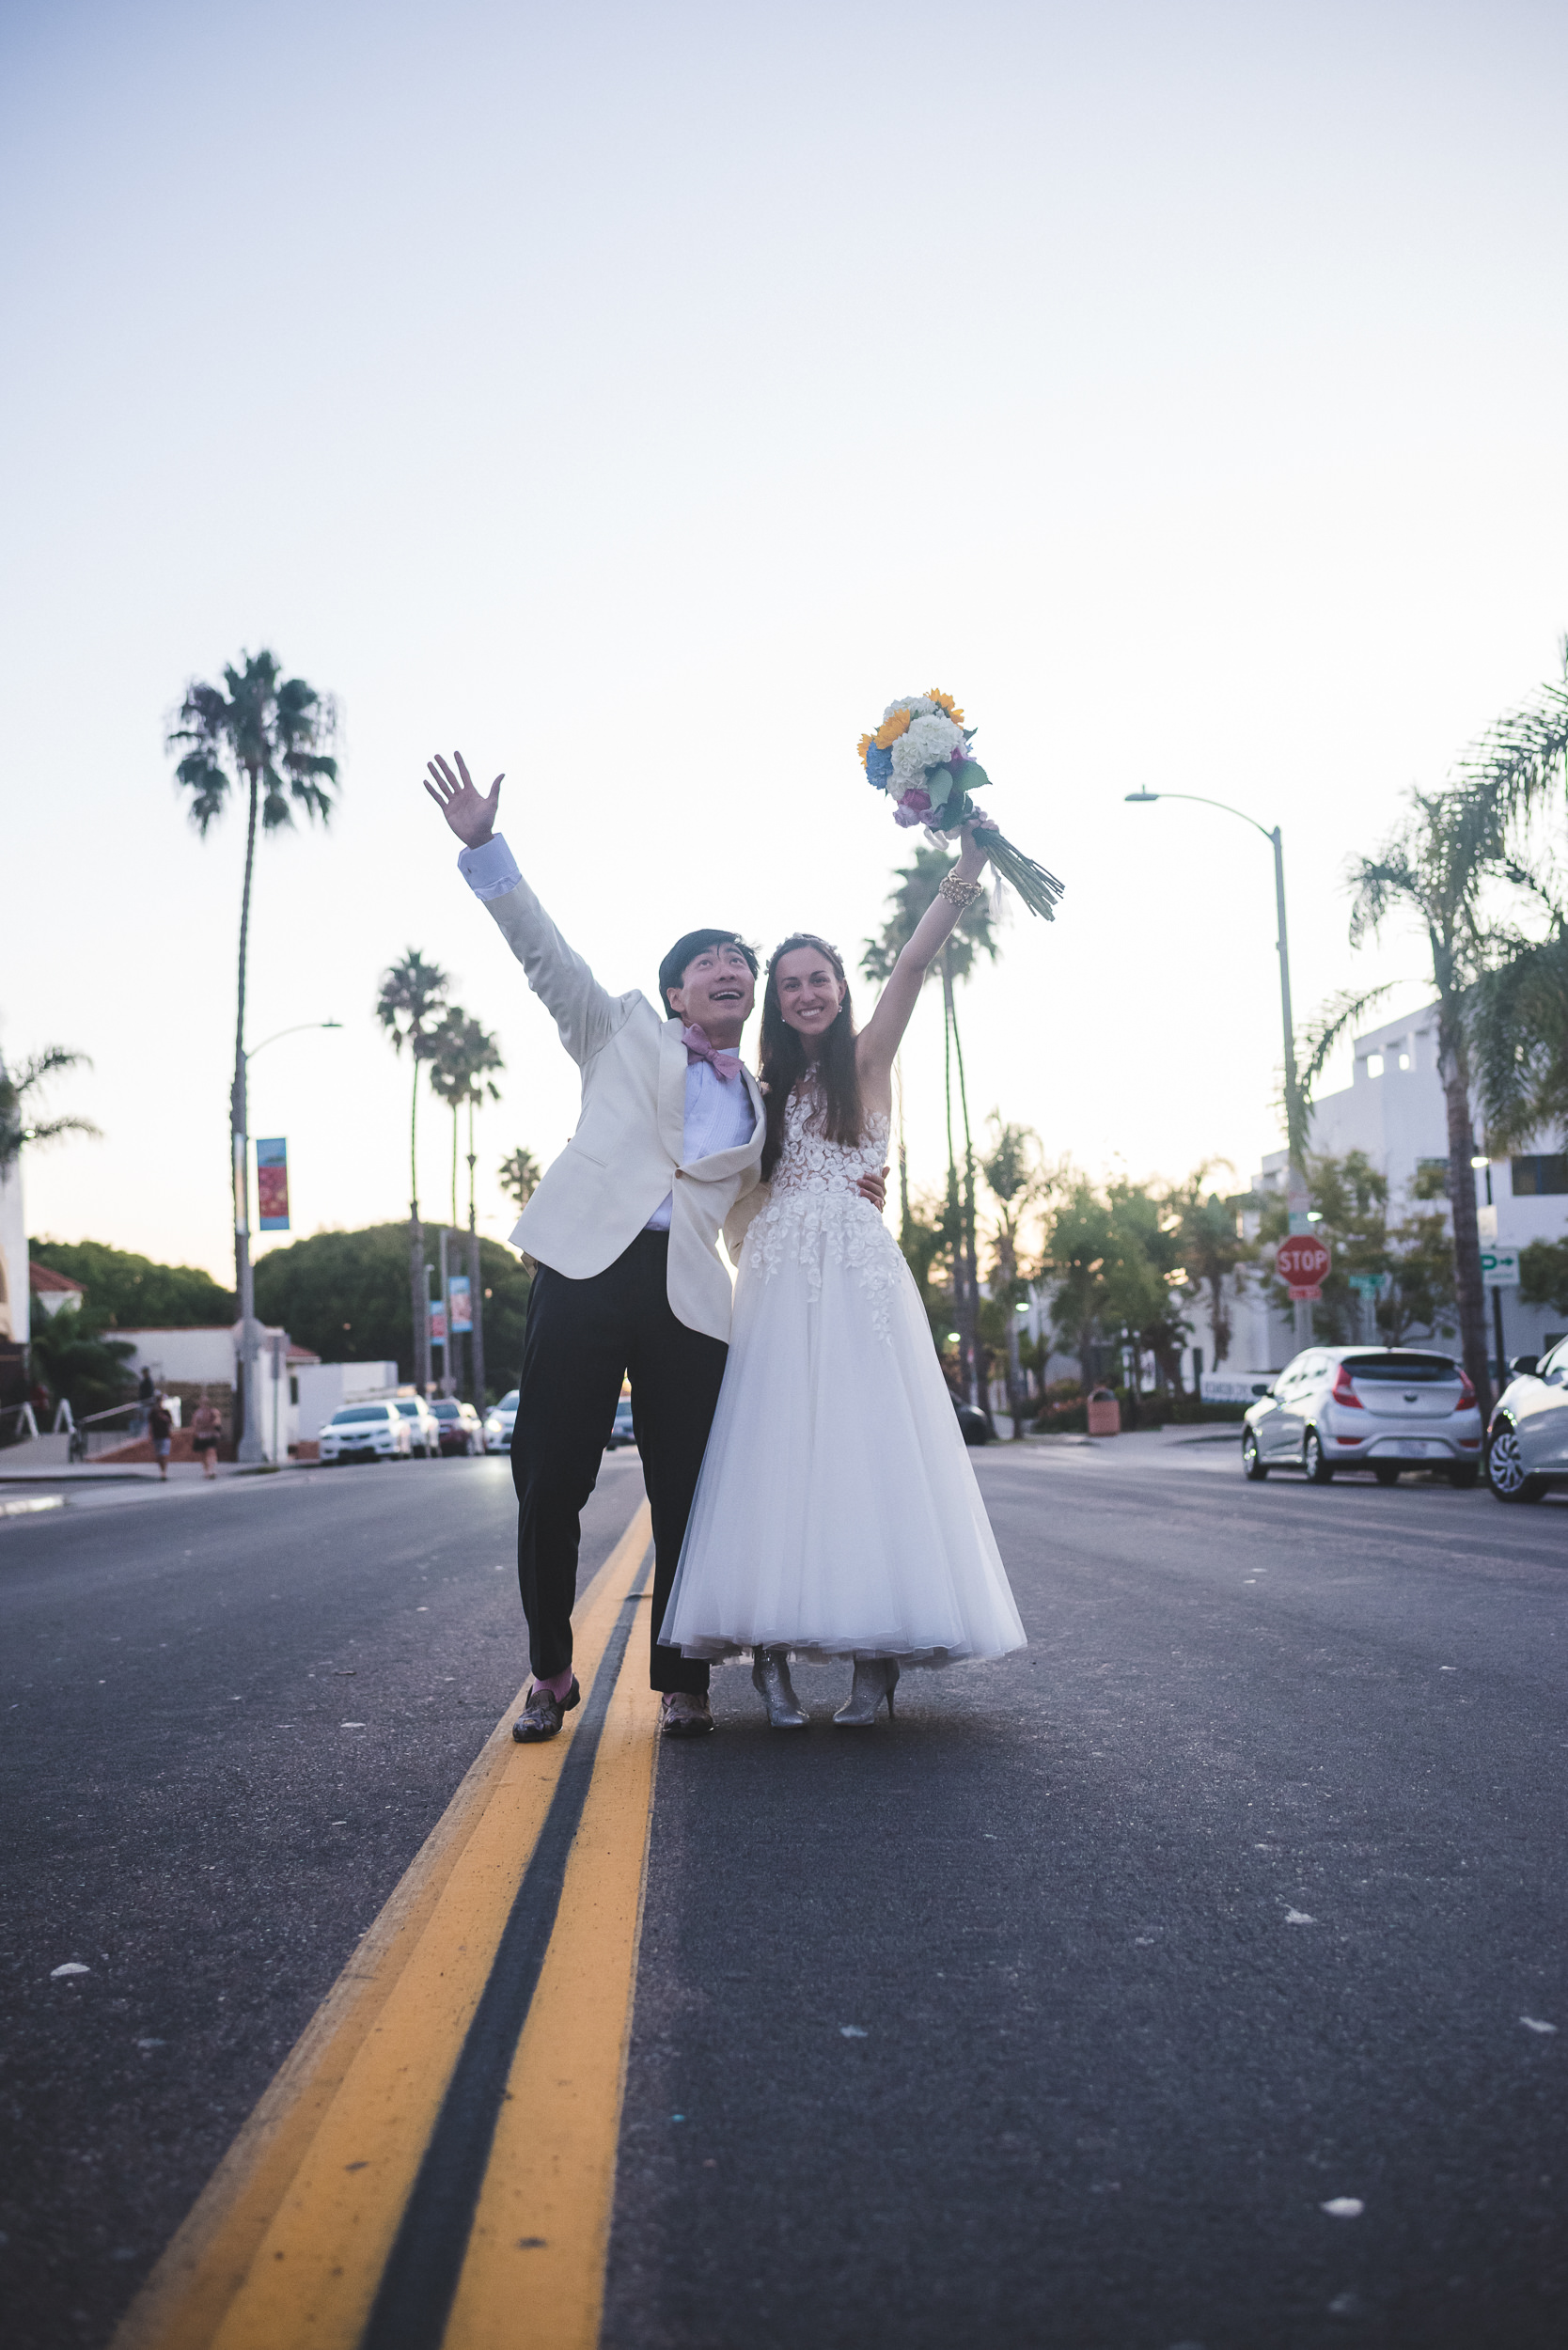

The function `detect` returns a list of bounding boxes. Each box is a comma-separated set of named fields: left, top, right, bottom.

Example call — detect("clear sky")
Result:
left=5, top=0, right=1567, bottom=1284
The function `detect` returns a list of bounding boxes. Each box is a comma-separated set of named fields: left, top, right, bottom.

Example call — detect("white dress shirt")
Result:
left=460, top=834, right=756, bottom=1232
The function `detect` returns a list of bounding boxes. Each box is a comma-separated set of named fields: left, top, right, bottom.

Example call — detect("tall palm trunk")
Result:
left=409, top=1062, right=428, bottom=1393
left=947, top=983, right=986, bottom=1418
left=230, top=769, right=261, bottom=1457
left=941, top=951, right=980, bottom=1406
left=467, top=1098, right=486, bottom=1410
left=1437, top=992, right=1493, bottom=1420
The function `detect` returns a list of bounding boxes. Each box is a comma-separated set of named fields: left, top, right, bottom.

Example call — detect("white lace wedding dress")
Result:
left=660, top=1081, right=1027, bottom=1667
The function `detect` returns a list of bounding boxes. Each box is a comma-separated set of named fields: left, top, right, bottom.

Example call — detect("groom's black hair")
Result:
left=657, top=929, right=759, bottom=1016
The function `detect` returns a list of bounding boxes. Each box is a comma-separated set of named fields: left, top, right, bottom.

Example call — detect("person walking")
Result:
left=191, top=1395, right=223, bottom=1480
left=148, top=1391, right=174, bottom=1482
left=134, top=1365, right=154, bottom=1439
left=424, top=751, right=884, bottom=1744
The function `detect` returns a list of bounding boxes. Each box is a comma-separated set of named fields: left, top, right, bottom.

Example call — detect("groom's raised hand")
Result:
left=424, top=751, right=503, bottom=848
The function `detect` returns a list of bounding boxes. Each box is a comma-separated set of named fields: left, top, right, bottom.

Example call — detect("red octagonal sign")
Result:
left=1276, top=1232, right=1331, bottom=1287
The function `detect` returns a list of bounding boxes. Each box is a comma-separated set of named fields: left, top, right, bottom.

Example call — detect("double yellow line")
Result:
left=116, top=1502, right=659, bottom=2350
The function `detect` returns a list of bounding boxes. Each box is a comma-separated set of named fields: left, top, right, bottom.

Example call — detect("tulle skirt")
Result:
left=659, top=1204, right=1027, bottom=1667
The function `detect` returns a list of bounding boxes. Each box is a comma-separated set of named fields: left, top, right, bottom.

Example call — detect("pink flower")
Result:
left=900, top=786, right=932, bottom=811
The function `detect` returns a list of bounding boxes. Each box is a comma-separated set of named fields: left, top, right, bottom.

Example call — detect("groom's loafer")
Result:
left=512, top=1677, right=580, bottom=1743
left=659, top=1692, right=714, bottom=1738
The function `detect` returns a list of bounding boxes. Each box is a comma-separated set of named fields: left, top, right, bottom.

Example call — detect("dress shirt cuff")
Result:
left=458, top=834, right=522, bottom=901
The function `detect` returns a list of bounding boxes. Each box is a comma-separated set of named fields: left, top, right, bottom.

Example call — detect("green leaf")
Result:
left=954, top=760, right=990, bottom=791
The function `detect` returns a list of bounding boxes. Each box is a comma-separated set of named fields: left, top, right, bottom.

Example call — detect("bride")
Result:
left=659, top=827, right=1027, bottom=1727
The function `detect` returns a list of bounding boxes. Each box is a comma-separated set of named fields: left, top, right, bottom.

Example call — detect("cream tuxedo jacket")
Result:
left=481, top=872, right=765, bottom=1343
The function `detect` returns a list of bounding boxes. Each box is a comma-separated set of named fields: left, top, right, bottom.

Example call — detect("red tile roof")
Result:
left=29, top=1263, right=84, bottom=1295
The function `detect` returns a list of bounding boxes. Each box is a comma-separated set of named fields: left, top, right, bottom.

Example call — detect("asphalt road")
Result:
left=4, top=1440, right=1567, bottom=2350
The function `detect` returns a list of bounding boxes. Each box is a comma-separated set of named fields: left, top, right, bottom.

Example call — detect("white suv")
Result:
left=484, top=1389, right=520, bottom=1453
left=319, top=1402, right=413, bottom=1465
left=1241, top=1348, right=1482, bottom=1487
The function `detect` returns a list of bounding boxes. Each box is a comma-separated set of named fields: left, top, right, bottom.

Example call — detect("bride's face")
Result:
left=773, top=946, right=845, bottom=1043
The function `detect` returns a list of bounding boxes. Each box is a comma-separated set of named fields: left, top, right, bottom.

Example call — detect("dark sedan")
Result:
left=428, top=1399, right=484, bottom=1456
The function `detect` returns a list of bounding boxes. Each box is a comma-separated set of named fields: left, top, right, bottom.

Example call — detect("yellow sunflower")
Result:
left=856, top=732, right=875, bottom=768
left=874, top=707, right=913, bottom=750
left=928, top=688, right=964, bottom=725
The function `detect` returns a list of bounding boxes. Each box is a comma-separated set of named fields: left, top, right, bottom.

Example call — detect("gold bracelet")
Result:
left=938, top=870, right=984, bottom=909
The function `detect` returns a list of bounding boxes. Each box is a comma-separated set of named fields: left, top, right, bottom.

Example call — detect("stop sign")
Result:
left=1276, top=1232, right=1331, bottom=1287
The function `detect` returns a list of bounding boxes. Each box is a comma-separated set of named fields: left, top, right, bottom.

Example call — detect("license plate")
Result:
left=1400, top=1440, right=1441, bottom=1457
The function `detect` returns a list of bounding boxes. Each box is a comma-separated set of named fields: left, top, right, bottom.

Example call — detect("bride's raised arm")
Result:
left=855, top=827, right=991, bottom=1088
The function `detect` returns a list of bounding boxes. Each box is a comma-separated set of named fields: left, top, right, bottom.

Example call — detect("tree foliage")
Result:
left=254, top=1223, right=532, bottom=1394
left=0, top=1046, right=99, bottom=1172
left=28, top=1239, right=234, bottom=1326
left=26, top=1304, right=135, bottom=1418
left=1255, top=1150, right=1457, bottom=1347
left=167, top=650, right=338, bottom=838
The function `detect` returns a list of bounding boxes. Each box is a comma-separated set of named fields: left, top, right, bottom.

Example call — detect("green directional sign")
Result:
left=1481, top=1247, right=1519, bottom=1290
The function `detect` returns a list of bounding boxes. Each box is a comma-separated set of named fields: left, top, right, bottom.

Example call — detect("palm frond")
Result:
left=1456, top=677, right=1568, bottom=824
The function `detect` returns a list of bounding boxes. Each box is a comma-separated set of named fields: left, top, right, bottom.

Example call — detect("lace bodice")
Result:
left=744, top=1083, right=902, bottom=1335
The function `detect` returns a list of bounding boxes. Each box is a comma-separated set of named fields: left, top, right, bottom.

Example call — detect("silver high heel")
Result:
left=834, top=1655, right=900, bottom=1727
left=752, top=1647, right=808, bottom=1730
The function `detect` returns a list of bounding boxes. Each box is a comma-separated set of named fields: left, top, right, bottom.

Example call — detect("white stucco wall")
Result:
left=0, top=1154, right=28, bottom=1347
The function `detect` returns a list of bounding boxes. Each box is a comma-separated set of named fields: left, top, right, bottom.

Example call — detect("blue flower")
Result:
left=865, top=743, right=894, bottom=790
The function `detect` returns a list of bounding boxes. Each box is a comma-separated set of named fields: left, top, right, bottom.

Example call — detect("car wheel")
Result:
left=1303, top=1429, right=1334, bottom=1483
left=1242, top=1431, right=1268, bottom=1480
left=1449, top=1463, right=1480, bottom=1489
left=1373, top=1463, right=1400, bottom=1486
left=1486, top=1423, right=1547, bottom=1503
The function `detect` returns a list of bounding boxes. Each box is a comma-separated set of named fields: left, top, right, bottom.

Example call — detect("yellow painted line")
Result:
left=440, top=1600, right=661, bottom=2349
left=113, top=1499, right=653, bottom=2350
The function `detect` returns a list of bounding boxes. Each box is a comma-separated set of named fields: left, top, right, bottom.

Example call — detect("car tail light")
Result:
left=1455, top=1368, right=1476, bottom=1409
left=1331, top=1363, right=1364, bottom=1410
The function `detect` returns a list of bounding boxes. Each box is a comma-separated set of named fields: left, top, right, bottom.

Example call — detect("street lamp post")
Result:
left=234, top=1021, right=341, bottom=1464
left=1125, top=791, right=1313, bottom=1350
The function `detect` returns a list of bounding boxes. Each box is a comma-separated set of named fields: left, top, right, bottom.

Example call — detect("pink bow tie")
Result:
left=681, top=1024, right=742, bottom=1081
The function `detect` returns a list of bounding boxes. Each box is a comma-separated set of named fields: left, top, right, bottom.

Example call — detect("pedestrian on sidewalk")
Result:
left=191, top=1396, right=223, bottom=1480
left=148, top=1392, right=174, bottom=1481
left=423, top=749, right=885, bottom=1744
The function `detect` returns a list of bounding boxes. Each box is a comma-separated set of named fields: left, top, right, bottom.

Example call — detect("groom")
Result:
left=426, top=752, right=884, bottom=1742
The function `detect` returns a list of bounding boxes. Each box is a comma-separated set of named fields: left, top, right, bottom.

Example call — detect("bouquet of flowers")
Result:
left=857, top=690, right=1065, bottom=920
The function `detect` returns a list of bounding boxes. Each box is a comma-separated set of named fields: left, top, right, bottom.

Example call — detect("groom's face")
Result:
left=666, top=943, right=757, bottom=1043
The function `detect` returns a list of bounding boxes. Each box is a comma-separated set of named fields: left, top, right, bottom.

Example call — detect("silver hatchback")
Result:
left=1486, top=1343, right=1568, bottom=1503
left=1242, top=1347, right=1482, bottom=1487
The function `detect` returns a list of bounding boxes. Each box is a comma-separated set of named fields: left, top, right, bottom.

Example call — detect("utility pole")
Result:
left=467, top=1112, right=486, bottom=1409
left=230, top=1064, right=263, bottom=1464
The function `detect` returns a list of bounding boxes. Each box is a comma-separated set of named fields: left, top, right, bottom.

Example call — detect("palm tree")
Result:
left=980, top=1117, right=1040, bottom=1434
left=498, top=1147, right=542, bottom=1212
left=1163, top=1163, right=1250, bottom=1372
left=0, top=1045, right=100, bottom=1172
left=167, top=650, right=337, bottom=1459
left=375, top=948, right=449, bottom=1391
left=1306, top=788, right=1503, bottom=1415
left=863, top=845, right=1000, bottom=1402
left=428, top=1009, right=505, bottom=1402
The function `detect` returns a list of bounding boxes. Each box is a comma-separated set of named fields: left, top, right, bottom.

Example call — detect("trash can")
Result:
left=1086, top=1386, right=1121, bottom=1436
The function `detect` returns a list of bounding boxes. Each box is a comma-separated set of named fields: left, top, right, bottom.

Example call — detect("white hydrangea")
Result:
left=904, top=713, right=963, bottom=768
left=881, top=696, right=921, bottom=724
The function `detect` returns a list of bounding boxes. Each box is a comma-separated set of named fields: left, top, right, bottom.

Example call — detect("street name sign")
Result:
left=1276, top=1231, right=1331, bottom=1303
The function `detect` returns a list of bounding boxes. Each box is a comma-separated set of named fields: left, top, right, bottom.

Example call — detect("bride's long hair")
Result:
left=759, top=933, right=863, bottom=1178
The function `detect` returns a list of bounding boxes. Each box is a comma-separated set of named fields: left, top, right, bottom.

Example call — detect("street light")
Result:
left=1125, top=790, right=1312, bottom=1347
left=232, top=1021, right=342, bottom=1465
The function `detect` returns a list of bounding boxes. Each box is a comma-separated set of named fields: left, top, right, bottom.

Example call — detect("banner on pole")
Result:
left=448, top=1275, right=472, bottom=1333
left=256, top=1137, right=290, bottom=1230
left=429, top=1299, right=447, bottom=1344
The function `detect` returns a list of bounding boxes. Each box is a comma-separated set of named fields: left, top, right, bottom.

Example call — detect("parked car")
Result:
left=319, top=1402, right=413, bottom=1465
left=1241, top=1347, right=1481, bottom=1486
left=428, top=1398, right=484, bottom=1456
left=1486, top=1346, right=1568, bottom=1502
left=606, top=1397, right=637, bottom=1450
left=390, top=1395, right=441, bottom=1457
left=484, top=1389, right=519, bottom=1453
left=953, top=1393, right=991, bottom=1446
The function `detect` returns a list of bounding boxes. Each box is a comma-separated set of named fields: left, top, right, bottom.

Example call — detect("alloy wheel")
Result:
left=1486, top=1423, right=1545, bottom=1503
left=1242, top=1432, right=1268, bottom=1481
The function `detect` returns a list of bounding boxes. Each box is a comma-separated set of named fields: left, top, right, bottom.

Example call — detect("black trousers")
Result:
left=510, top=1230, right=728, bottom=1695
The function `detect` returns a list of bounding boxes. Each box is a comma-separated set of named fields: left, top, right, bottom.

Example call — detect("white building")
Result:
left=113, top=1325, right=323, bottom=1463
left=1223, top=1003, right=1568, bottom=1377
